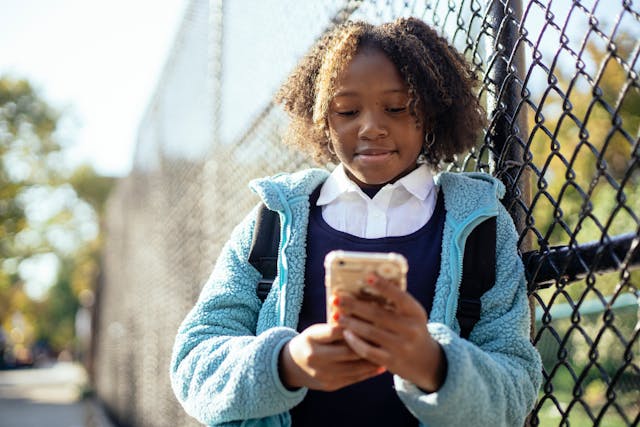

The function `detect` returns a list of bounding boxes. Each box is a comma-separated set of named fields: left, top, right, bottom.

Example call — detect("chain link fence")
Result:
left=93, top=0, right=640, bottom=426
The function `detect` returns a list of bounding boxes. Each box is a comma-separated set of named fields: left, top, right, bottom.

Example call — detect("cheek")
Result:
left=401, top=126, right=425, bottom=153
left=328, top=122, right=355, bottom=147
left=328, top=117, right=353, bottom=134
left=329, top=136, right=350, bottom=159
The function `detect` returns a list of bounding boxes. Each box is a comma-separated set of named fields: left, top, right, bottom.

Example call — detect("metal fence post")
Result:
left=485, top=9, right=538, bottom=424
left=486, top=0, right=531, bottom=251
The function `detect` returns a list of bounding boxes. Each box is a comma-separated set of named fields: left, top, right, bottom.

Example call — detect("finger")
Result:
left=298, top=325, right=368, bottom=362
left=366, top=274, right=425, bottom=317
left=315, top=364, right=386, bottom=392
left=338, top=363, right=386, bottom=384
left=324, top=360, right=386, bottom=389
left=343, top=329, right=390, bottom=367
left=318, top=341, right=368, bottom=362
left=337, top=292, right=422, bottom=337
left=304, top=323, right=345, bottom=343
left=338, top=313, right=398, bottom=348
left=336, top=293, right=399, bottom=329
left=336, top=359, right=383, bottom=376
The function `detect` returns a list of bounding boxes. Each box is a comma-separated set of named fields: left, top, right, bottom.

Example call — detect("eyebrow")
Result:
left=333, top=88, right=407, bottom=97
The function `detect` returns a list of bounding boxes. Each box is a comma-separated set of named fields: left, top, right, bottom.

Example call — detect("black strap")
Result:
left=248, top=202, right=497, bottom=339
left=248, top=203, right=280, bottom=302
left=458, top=217, right=496, bottom=339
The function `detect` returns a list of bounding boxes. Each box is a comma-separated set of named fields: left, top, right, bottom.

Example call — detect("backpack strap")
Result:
left=457, top=217, right=497, bottom=339
left=248, top=203, right=281, bottom=302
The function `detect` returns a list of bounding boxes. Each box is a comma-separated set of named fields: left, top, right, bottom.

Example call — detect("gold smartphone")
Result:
left=324, top=250, right=408, bottom=322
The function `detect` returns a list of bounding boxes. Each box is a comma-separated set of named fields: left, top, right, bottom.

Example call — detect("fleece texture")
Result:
left=169, top=168, right=542, bottom=427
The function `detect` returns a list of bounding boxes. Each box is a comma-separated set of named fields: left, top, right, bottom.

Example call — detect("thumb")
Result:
left=303, top=323, right=345, bottom=343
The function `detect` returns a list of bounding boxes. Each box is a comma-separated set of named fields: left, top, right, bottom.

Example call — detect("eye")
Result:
left=336, top=110, right=357, bottom=116
left=387, top=106, right=407, bottom=114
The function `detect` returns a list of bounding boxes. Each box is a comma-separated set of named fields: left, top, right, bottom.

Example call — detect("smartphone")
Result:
left=324, top=250, right=408, bottom=322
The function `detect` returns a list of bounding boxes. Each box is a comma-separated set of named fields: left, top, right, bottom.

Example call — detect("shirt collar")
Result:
left=317, top=163, right=434, bottom=206
left=397, top=163, right=435, bottom=201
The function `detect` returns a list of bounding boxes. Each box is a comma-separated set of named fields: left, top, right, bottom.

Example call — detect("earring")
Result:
left=419, top=131, right=435, bottom=164
left=424, top=131, right=436, bottom=150
left=327, top=140, right=336, bottom=156
left=324, top=127, right=337, bottom=156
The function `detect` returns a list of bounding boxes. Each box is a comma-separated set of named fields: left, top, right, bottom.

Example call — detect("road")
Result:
left=0, top=362, right=113, bottom=427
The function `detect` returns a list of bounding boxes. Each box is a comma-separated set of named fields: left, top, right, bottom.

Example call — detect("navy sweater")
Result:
left=290, top=187, right=445, bottom=427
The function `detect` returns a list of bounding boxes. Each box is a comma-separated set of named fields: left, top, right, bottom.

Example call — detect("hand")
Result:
left=333, top=275, right=447, bottom=392
left=279, top=323, right=385, bottom=391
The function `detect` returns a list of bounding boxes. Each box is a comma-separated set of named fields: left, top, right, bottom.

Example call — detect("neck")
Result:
left=345, top=163, right=421, bottom=192
left=360, top=184, right=385, bottom=199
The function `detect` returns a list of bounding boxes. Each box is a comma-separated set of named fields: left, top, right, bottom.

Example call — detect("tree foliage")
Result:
left=0, top=76, right=114, bottom=361
left=528, top=31, right=639, bottom=249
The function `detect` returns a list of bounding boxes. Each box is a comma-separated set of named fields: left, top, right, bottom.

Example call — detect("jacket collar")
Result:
left=250, top=167, right=505, bottom=224
left=249, top=168, right=329, bottom=211
left=435, top=171, right=505, bottom=224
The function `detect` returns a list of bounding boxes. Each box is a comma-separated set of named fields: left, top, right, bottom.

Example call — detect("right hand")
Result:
left=279, top=323, right=385, bottom=391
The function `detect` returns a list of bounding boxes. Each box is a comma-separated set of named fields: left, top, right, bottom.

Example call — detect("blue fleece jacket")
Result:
left=169, top=169, right=542, bottom=427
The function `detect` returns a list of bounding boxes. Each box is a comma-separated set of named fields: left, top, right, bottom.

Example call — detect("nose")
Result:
left=357, top=110, right=388, bottom=140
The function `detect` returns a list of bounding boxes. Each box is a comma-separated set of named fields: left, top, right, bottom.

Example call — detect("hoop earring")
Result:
left=327, top=139, right=336, bottom=156
left=424, top=131, right=436, bottom=150
left=419, top=131, right=436, bottom=164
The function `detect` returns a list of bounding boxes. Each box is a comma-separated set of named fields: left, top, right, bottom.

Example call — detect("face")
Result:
left=327, top=48, right=425, bottom=188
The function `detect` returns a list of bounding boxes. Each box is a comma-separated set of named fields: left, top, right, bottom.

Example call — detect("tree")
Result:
left=528, top=31, right=639, bottom=250
left=0, top=76, right=114, bottom=364
left=526, top=31, right=640, bottom=425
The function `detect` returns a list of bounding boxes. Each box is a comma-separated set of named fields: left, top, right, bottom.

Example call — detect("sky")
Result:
left=0, top=0, right=188, bottom=177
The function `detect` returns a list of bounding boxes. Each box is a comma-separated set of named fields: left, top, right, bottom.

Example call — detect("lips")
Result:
left=356, top=147, right=396, bottom=156
left=354, top=148, right=397, bottom=165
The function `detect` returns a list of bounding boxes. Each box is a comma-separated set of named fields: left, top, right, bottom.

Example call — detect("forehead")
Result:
left=332, top=48, right=407, bottom=95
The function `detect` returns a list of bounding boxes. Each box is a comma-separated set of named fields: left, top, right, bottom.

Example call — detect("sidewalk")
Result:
left=0, top=362, right=114, bottom=427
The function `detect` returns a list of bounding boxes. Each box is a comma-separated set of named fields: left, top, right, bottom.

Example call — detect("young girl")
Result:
left=170, top=17, right=541, bottom=427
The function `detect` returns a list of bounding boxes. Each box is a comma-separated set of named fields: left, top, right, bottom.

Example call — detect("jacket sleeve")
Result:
left=394, top=206, right=542, bottom=427
left=169, top=205, right=306, bottom=425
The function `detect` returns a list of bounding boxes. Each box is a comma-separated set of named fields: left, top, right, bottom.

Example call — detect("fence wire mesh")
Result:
left=94, top=0, right=640, bottom=426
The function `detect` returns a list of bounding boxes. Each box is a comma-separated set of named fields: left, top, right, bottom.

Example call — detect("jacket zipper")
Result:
left=276, top=194, right=307, bottom=327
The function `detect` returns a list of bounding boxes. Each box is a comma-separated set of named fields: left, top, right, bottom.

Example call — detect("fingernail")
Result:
left=331, top=295, right=340, bottom=306
left=366, top=273, right=376, bottom=285
left=376, top=367, right=386, bottom=374
left=332, top=311, right=340, bottom=322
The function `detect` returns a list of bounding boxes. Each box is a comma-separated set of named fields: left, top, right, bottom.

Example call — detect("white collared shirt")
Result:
left=317, top=164, right=438, bottom=238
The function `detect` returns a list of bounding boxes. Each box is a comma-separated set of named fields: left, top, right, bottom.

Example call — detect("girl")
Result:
left=170, top=17, right=541, bottom=427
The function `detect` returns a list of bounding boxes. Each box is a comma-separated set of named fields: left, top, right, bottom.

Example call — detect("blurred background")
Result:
left=1, top=0, right=638, bottom=426
left=0, top=0, right=185, bottom=425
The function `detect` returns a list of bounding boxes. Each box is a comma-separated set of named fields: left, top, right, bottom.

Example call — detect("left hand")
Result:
left=333, top=274, right=447, bottom=392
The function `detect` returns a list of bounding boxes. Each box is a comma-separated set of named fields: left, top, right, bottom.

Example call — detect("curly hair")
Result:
left=274, top=17, right=485, bottom=169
